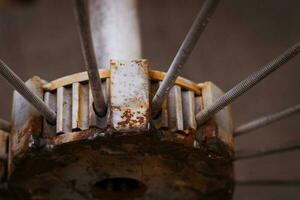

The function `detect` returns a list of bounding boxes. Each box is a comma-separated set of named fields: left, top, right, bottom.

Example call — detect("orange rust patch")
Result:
left=117, top=109, right=146, bottom=129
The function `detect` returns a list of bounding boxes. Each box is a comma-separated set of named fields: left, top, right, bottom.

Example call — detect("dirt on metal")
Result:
left=0, top=133, right=233, bottom=200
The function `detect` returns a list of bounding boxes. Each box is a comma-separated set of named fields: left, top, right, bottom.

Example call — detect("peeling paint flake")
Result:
left=110, top=59, right=150, bottom=132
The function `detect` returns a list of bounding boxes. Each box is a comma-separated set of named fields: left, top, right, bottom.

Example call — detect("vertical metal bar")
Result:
left=89, top=0, right=141, bottom=68
left=152, top=0, right=220, bottom=117
left=43, top=91, right=57, bottom=137
left=0, top=118, right=10, bottom=132
left=167, top=85, right=184, bottom=132
left=56, top=87, right=72, bottom=133
left=234, top=103, right=300, bottom=137
left=196, top=41, right=300, bottom=125
left=74, top=0, right=107, bottom=117
left=72, top=82, right=80, bottom=130
left=71, top=82, right=90, bottom=130
left=0, top=59, right=56, bottom=124
left=182, top=90, right=197, bottom=132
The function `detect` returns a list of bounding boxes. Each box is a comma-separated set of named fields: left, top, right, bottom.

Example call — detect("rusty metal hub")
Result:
left=1, top=135, right=233, bottom=200
left=0, top=59, right=234, bottom=199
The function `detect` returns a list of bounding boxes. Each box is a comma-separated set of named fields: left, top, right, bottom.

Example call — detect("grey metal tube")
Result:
left=196, top=41, right=300, bottom=126
left=0, top=118, right=10, bottom=132
left=152, top=0, right=221, bottom=117
left=0, top=59, right=57, bottom=124
left=234, top=103, right=300, bottom=137
left=74, top=0, right=107, bottom=117
left=89, top=0, right=141, bottom=68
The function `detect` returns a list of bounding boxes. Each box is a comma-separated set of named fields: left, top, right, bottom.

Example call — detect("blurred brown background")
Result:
left=0, top=0, right=300, bottom=199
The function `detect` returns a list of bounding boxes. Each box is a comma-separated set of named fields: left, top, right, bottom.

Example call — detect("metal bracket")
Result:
left=197, top=82, right=234, bottom=150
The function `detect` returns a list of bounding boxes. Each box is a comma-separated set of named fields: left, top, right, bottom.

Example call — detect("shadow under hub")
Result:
left=0, top=59, right=234, bottom=199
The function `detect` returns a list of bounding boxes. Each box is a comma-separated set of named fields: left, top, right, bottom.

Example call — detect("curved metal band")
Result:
left=42, top=69, right=202, bottom=95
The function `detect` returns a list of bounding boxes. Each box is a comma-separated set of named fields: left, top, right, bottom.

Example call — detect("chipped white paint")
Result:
left=110, top=59, right=150, bottom=132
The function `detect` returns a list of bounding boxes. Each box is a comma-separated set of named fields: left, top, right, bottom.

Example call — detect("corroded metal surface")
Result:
left=40, top=66, right=233, bottom=150
left=10, top=76, right=45, bottom=157
left=199, top=82, right=234, bottom=150
left=1, top=63, right=234, bottom=190
left=1, top=135, right=234, bottom=200
left=110, top=59, right=150, bottom=132
left=0, top=66, right=233, bottom=155
left=0, top=62, right=235, bottom=200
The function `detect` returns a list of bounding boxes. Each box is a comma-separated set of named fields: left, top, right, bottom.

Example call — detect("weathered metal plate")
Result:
left=200, top=82, right=234, bottom=149
left=109, top=60, right=150, bottom=132
left=10, top=76, right=44, bottom=157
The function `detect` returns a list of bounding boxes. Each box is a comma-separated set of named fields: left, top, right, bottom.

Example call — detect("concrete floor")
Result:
left=0, top=0, right=300, bottom=199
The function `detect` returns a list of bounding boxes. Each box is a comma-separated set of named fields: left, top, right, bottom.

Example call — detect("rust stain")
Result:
left=117, top=109, right=147, bottom=129
left=47, top=128, right=103, bottom=146
left=12, top=116, right=42, bottom=157
left=4, top=134, right=233, bottom=200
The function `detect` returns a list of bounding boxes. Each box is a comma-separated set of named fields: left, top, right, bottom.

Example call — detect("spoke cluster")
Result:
left=0, top=0, right=299, bottom=165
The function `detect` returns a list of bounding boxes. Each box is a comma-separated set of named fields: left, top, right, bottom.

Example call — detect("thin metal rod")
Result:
left=0, top=118, right=10, bottom=132
left=236, top=180, right=300, bottom=186
left=235, top=142, right=300, bottom=161
left=196, top=41, right=300, bottom=125
left=74, top=0, right=107, bottom=117
left=151, top=0, right=220, bottom=117
left=0, top=59, right=57, bottom=124
left=235, top=103, right=300, bottom=137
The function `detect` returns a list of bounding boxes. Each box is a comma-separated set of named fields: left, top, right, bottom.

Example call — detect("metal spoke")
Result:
left=236, top=180, right=300, bottom=186
left=235, top=103, right=300, bottom=137
left=74, top=0, right=107, bottom=117
left=151, top=0, right=221, bottom=117
left=196, top=41, right=300, bottom=126
left=0, top=59, right=57, bottom=124
left=0, top=118, right=10, bottom=132
left=235, top=142, right=300, bottom=161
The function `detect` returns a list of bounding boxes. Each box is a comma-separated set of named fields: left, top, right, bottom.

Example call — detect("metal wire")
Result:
left=151, top=0, right=221, bottom=117
left=234, top=103, right=300, bottom=137
left=0, top=59, right=57, bottom=124
left=236, top=180, right=300, bottom=186
left=235, top=142, right=300, bottom=161
left=196, top=41, right=300, bottom=125
left=0, top=118, right=10, bottom=132
left=74, top=0, right=107, bottom=117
